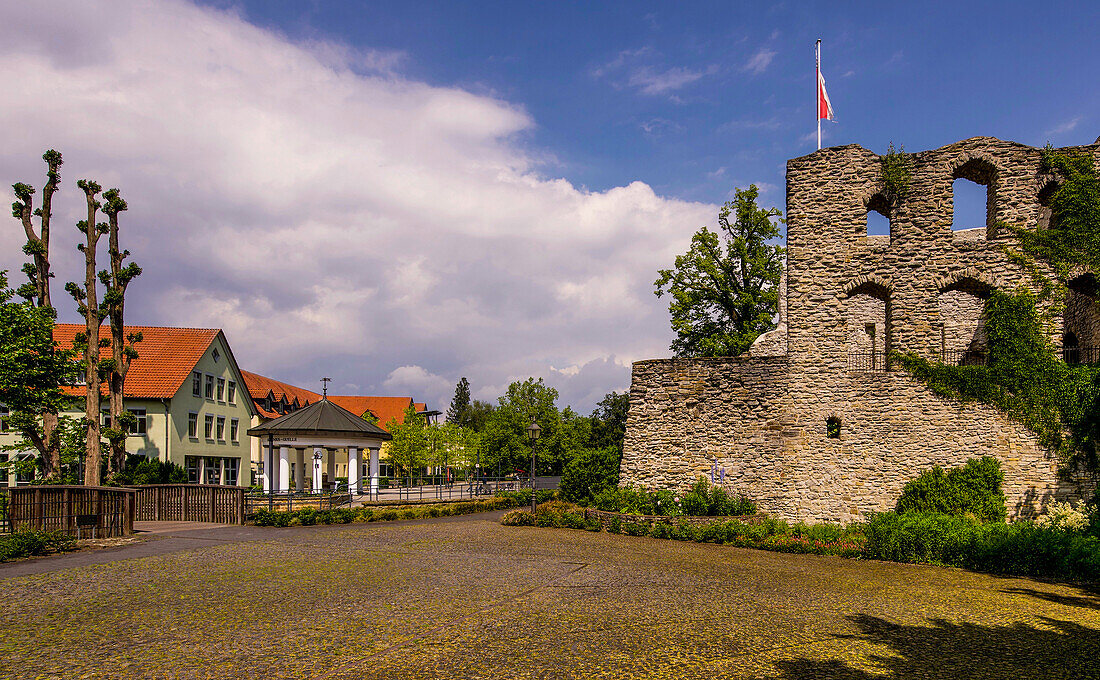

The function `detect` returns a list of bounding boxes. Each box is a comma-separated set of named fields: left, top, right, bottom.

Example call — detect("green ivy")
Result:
left=899, top=148, right=1100, bottom=470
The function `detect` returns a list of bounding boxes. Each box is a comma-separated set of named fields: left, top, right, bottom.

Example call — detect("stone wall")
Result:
left=622, top=137, right=1100, bottom=523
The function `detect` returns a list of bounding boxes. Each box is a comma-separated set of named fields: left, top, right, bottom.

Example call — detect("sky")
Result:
left=1, top=1, right=1097, bottom=414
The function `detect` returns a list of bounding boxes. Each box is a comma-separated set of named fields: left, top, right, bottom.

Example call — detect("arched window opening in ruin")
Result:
left=865, top=193, right=891, bottom=243
left=938, top=278, right=991, bottom=365
left=1064, top=274, right=1100, bottom=364
left=846, top=282, right=890, bottom=372
left=1037, top=182, right=1059, bottom=230
left=826, top=417, right=841, bottom=439
left=951, top=159, right=997, bottom=239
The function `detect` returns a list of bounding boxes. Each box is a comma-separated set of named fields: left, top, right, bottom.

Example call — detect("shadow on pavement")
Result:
left=764, top=613, right=1100, bottom=679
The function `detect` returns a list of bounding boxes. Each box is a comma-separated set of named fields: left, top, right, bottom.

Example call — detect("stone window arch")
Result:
left=951, top=158, right=999, bottom=240
left=864, top=192, right=892, bottom=244
left=937, top=277, right=992, bottom=364
left=846, top=281, right=891, bottom=371
left=1064, top=273, right=1099, bottom=364
left=825, top=416, right=841, bottom=439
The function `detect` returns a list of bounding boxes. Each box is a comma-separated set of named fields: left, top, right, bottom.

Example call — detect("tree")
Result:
left=65, top=179, right=110, bottom=486
left=0, top=272, right=78, bottom=481
left=385, top=405, right=429, bottom=477
left=99, top=188, right=142, bottom=475
left=463, top=399, right=494, bottom=432
left=589, top=391, right=629, bottom=452
left=480, top=378, right=565, bottom=475
left=446, top=377, right=471, bottom=424
left=654, top=184, right=785, bottom=357
left=10, top=150, right=65, bottom=479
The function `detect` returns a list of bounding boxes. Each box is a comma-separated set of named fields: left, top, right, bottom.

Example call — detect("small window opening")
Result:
left=865, top=193, right=891, bottom=241
left=826, top=417, right=841, bottom=439
left=1037, top=182, right=1059, bottom=230
left=951, top=159, right=996, bottom=238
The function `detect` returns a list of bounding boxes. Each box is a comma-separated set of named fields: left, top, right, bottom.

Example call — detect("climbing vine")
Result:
left=899, top=148, right=1100, bottom=471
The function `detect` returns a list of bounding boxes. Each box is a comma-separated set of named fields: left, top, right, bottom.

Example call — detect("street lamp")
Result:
left=526, top=418, right=541, bottom=513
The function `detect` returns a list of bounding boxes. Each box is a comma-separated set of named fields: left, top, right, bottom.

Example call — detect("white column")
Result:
left=278, top=446, right=290, bottom=492
left=369, top=447, right=380, bottom=494
left=262, top=443, right=272, bottom=492
left=295, top=449, right=305, bottom=491
left=326, top=448, right=336, bottom=488
left=348, top=447, right=359, bottom=494
left=312, top=447, right=324, bottom=493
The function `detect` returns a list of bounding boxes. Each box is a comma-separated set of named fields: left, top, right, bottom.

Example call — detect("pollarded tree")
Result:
left=654, top=184, right=785, bottom=357
left=65, top=179, right=110, bottom=486
left=99, top=188, right=143, bottom=475
left=10, top=150, right=66, bottom=479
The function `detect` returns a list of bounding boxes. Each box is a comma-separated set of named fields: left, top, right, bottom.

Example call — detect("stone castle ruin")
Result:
left=621, top=136, right=1099, bottom=523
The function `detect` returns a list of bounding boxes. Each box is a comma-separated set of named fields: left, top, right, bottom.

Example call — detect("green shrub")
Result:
left=607, top=516, right=622, bottom=534
left=560, top=446, right=621, bottom=503
left=298, top=508, right=318, bottom=526
left=501, top=509, right=535, bottom=526
left=895, top=457, right=1007, bottom=522
left=680, top=491, right=708, bottom=516
left=0, top=530, right=77, bottom=562
left=622, top=520, right=649, bottom=536
left=253, top=509, right=292, bottom=527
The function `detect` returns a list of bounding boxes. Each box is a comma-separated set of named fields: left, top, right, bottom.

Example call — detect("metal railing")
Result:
left=847, top=351, right=890, bottom=372
left=938, top=349, right=988, bottom=366
left=1063, top=346, right=1100, bottom=365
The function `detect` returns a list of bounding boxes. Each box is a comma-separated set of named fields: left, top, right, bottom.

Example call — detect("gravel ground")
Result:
left=1, top=511, right=1098, bottom=679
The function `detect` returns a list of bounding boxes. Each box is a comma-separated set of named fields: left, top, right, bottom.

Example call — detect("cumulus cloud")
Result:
left=0, top=0, right=713, bottom=412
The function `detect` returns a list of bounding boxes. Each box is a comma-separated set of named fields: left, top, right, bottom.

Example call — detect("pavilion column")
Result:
left=295, top=449, right=305, bottom=491
left=369, top=447, right=380, bottom=495
left=348, top=447, right=359, bottom=494
left=278, top=446, right=290, bottom=492
left=326, top=449, right=336, bottom=489
left=262, top=442, right=272, bottom=492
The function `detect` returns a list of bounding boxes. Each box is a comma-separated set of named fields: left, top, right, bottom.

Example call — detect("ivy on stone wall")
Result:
left=899, top=149, right=1100, bottom=471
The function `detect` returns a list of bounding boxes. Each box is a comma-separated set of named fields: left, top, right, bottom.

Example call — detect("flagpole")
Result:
left=816, top=39, right=821, bottom=150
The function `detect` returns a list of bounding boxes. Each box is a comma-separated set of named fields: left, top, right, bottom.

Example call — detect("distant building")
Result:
left=0, top=325, right=255, bottom=487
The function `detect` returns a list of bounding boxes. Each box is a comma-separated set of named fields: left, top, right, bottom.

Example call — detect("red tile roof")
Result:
left=53, top=324, right=220, bottom=399
left=327, top=395, right=417, bottom=432
left=238, top=370, right=322, bottom=417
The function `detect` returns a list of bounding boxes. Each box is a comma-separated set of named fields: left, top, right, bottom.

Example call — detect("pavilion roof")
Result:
left=247, top=398, right=392, bottom=440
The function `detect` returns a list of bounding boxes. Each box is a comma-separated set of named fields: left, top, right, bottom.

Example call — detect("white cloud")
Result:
left=0, top=0, right=714, bottom=412
left=592, top=47, right=717, bottom=98
left=743, top=48, right=776, bottom=75
left=1046, top=116, right=1082, bottom=136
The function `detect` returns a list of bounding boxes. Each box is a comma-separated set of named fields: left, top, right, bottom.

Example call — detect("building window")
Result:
left=224, top=457, right=239, bottom=486
left=192, top=371, right=202, bottom=397
left=188, top=412, right=198, bottom=438
left=204, top=414, right=214, bottom=439
left=217, top=377, right=225, bottom=402
left=204, top=457, right=222, bottom=485
left=216, top=416, right=226, bottom=441
left=227, top=380, right=236, bottom=405
left=129, top=408, right=147, bottom=436
left=186, top=456, right=200, bottom=483
left=230, top=418, right=239, bottom=442
left=204, top=374, right=214, bottom=399
left=826, top=417, right=841, bottom=439
left=0, top=404, right=9, bottom=432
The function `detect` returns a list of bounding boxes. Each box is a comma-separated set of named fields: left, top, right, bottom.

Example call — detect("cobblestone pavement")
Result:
left=2, top=512, right=1097, bottom=679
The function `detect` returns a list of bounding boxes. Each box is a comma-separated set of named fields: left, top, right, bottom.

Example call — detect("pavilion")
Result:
left=247, top=396, right=392, bottom=494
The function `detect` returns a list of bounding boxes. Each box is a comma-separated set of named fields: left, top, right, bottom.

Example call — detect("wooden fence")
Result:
left=7, top=486, right=136, bottom=538
left=129, top=485, right=246, bottom=524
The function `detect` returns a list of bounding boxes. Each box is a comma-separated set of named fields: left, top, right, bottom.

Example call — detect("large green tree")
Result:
left=654, top=184, right=785, bottom=357
left=385, top=405, right=429, bottom=477
left=0, top=272, right=78, bottom=479
left=446, top=377, right=471, bottom=425
left=480, top=378, right=565, bottom=476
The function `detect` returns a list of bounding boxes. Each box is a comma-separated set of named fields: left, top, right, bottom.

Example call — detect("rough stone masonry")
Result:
left=621, top=136, right=1100, bottom=523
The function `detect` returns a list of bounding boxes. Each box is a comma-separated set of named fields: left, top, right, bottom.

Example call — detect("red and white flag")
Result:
left=817, top=68, right=835, bottom=121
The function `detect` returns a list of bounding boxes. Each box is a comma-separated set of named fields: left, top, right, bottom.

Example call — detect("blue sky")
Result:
left=1, top=1, right=1098, bottom=413
left=213, top=0, right=1098, bottom=207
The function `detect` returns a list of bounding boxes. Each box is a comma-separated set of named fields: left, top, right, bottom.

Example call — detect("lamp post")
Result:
left=526, top=418, right=541, bottom=514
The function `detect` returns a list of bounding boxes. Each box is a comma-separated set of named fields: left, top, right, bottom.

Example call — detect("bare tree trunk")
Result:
left=103, top=189, right=140, bottom=475
left=13, top=151, right=63, bottom=479
left=72, top=180, right=104, bottom=486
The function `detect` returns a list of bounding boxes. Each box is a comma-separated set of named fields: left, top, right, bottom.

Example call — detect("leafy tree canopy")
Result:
left=655, top=184, right=785, bottom=357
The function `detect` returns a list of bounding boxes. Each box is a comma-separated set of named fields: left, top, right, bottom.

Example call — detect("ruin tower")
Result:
left=621, top=136, right=1099, bottom=523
